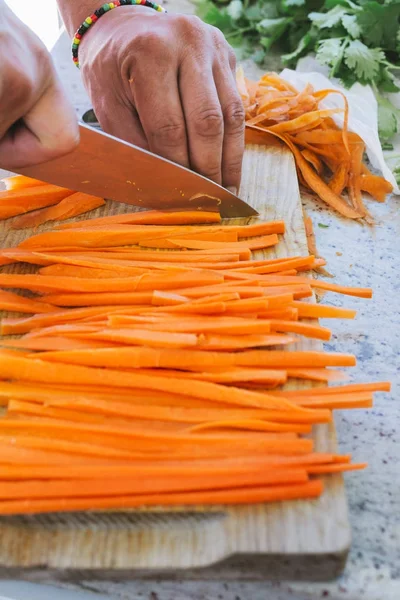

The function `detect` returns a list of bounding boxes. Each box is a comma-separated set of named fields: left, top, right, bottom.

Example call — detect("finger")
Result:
left=0, top=78, right=79, bottom=170
left=96, top=102, right=149, bottom=150
left=179, top=60, right=224, bottom=184
left=213, top=58, right=245, bottom=191
left=129, top=43, right=189, bottom=168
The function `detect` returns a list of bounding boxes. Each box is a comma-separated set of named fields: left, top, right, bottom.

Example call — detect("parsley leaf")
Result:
left=341, top=14, right=361, bottom=38
left=316, top=38, right=346, bottom=68
left=318, top=223, right=330, bottom=228
left=344, top=40, right=385, bottom=82
left=377, top=95, right=400, bottom=140
left=309, top=6, right=349, bottom=29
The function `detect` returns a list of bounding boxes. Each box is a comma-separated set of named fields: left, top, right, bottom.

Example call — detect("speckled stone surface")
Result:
left=5, top=22, right=400, bottom=600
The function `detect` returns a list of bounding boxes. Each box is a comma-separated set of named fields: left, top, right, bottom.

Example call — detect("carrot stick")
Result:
left=57, top=209, right=222, bottom=229
left=0, top=290, right=57, bottom=314
left=36, top=348, right=356, bottom=370
left=306, top=463, right=367, bottom=474
left=188, top=420, right=311, bottom=434
left=270, top=382, right=390, bottom=397
left=85, top=328, right=199, bottom=348
left=0, top=185, right=74, bottom=219
left=0, top=468, right=309, bottom=500
left=287, top=368, right=348, bottom=382
left=269, top=319, right=331, bottom=341
left=0, top=480, right=324, bottom=514
left=0, top=352, right=305, bottom=410
left=1, top=175, right=45, bottom=191
left=3, top=336, right=121, bottom=351
left=167, top=234, right=279, bottom=251
left=11, top=193, right=105, bottom=229
left=292, top=301, right=356, bottom=319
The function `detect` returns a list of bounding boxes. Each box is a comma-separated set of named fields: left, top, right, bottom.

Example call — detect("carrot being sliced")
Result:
left=0, top=185, right=74, bottom=220
left=57, top=209, right=222, bottom=229
left=11, top=193, right=105, bottom=229
left=1, top=175, right=45, bottom=191
left=0, top=480, right=323, bottom=514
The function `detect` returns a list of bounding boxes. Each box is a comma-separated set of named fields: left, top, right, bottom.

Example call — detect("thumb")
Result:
left=0, top=78, right=79, bottom=171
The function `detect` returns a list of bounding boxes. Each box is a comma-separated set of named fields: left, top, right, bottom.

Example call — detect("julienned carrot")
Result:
left=306, top=463, right=367, bottom=474
left=86, top=328, right=199, bottom=349
left=0, top=468, right=309, bottom=500
left=0, top=306, right=138, bottom=335
left=270, top=382, right=390, bottom=397
left=292, top=301, right=356, bottom=319
left=136, top=231, right=238, bottom=248
left=3, top=336, right=121, bottom=352
left=0, top=352, right=304, bottom=410
left=11, top=193, right=105, bottom=229
left=108, top=315, right=273, bottom=335
left=198, top=333, right=296, bottom=350
left=35, top=347, right=356, bottom=370
left=0, top=290, right=57, bottom=314
left=0, top=480, right=323, bottom=514
left=38, top=265, right=142, bottom=279
left=1, top=175, right=45, bottom=191
left=167, top=234, right=279, bottom=251
left=286, top=368, right=348, bottom=382
left=0, top=185, right=74, bottom=220
left=188, top=420, right=311, bottom=434
left=57, top=209, right=222, bottom=229
left=0, top=272, right=222, bottom=294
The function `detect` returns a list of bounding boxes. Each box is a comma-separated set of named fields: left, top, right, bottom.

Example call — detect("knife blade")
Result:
left=16, top=124, right=258, bottom=218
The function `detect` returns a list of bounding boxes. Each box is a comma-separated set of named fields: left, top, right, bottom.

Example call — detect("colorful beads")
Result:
left=72, top=0, right=167, bottom=68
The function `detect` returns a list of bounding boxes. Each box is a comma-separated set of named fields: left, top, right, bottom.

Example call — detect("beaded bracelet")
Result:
left=72, top=0, right=167, bottom=68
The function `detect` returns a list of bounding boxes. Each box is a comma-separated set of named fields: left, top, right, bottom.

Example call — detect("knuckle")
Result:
left=228, top=48, right=237, bottom=69
left=175, top=14, right=206, bottom=42
left=192, top=107, right=223, bottom=138
left=151, top=120, right=186, bottom=147
left=223, top=100, right=245, bottom=132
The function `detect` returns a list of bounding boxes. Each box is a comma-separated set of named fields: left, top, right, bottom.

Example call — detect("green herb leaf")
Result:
left=344, top=40, right=385, bottom=82
left=318, top=223, right=330, bottom=228
left=282, top=32, right=313, bottom=65
left=341, top=14, right=361, bottom=38
left=316, top=38, right=346, bottom=67
left=377, top=96, right=400, bottom=140
left=309, top=5, right=348, bottom=29
left=382, top=142, right=394, bottom=151
left=283, top=0, right=306, bottom=7
left=257, top=17, right=292, bottom=50
left=226, top=0, right=243, bottom=21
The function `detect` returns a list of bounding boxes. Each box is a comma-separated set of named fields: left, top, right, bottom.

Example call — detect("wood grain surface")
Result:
left=0, top=139, right=351, bottom=580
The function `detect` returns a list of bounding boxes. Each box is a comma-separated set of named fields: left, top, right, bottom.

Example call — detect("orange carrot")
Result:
left=0, top=185, right=74, bottom=219
left=0, top=290, right=57, bottom=314
left=1, top=175, right=45, bottom=191
left=11, top=193, right=105, bottom=229
left=0, top=480, right=323, bottom=514
left=0, top=352, right=304, bottom=410
left=59, top=209, right=222, bottom=228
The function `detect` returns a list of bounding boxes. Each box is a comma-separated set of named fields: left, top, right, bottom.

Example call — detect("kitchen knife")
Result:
left=16, top=123, right=258, bottom=218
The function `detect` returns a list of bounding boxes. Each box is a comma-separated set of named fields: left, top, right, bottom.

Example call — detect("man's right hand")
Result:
left=0, top=0, right=79, bottom=171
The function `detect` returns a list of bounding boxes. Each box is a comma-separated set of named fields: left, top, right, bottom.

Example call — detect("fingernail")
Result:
left=227, top=186, right=237, bottom=196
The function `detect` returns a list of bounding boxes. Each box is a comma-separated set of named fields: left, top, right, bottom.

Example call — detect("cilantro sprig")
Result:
left=197, top=0, right=400, bottom=141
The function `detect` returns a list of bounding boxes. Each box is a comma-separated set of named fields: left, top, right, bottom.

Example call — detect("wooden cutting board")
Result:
left=0, top=138, right=351, bottom=581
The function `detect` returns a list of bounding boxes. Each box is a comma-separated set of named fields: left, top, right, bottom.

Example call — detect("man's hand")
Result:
left=77, top=7, right=245, bottom=191
left=0, top=0, right=78, bottom=171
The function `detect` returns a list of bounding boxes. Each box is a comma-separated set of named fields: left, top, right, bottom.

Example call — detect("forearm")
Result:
left=56, top=1, right=103, bottom=36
